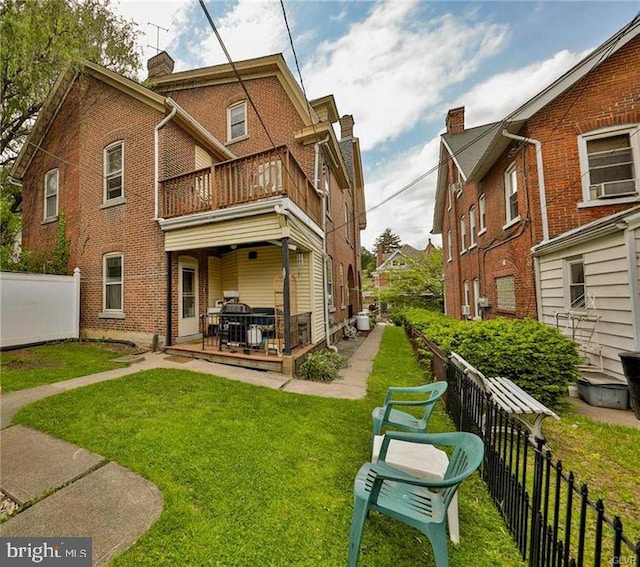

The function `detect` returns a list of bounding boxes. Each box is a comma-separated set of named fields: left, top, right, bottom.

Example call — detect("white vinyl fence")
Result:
left=0, top=268, right=80, bottom=348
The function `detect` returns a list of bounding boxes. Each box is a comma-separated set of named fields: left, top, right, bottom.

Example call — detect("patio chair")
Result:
left=372, top=382, right=448, bottom=437
left=348, top=431, right=484, bottom=567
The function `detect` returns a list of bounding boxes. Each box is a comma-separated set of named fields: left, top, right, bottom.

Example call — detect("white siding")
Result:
left=538, top=231, right=634, bottom=379
left=164, top=214, right=282, bottom=251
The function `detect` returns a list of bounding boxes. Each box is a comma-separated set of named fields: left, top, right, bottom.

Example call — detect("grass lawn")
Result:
left=543, top=406, right=640, bottom=537
left=0, top=341, right=136, bottom=392
left=14, top=326, right=525, bottom=566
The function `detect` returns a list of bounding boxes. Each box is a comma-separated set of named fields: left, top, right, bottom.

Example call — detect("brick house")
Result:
left=11, top=52, right=366, bottom=373
left=432, top=16, right=640, bottom=378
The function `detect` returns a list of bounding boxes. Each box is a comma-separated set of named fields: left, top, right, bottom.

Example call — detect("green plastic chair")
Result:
left=372, top=382, right=448, bottom=438
left=348, top=431, right=484, bottom=567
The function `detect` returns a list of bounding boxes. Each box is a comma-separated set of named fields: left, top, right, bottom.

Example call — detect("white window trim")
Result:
left=473, top=278, right=481, bottom=319
left=104, top=141, right=124, bottom=203
left=469, top=205, right=477, bottom=248
left=577, top=124, right=640, bottom=206
left=326, top=257, right=334, bottom=310
left=460, top=215, right=467, bottom=255
left=101, top=252, right=124, bottom=317
left=447, top=230, right=453, bottom=262
left=44, top=168, right=59, bottom=221
left=227, top=101, right=247, bottom=142
left=504, top=162, right=520, bottom=227
left=339, top=263, right=345, bottom=309
left=564, top=256, right=587, bottom=311
left=478, top=194, right=487, bottom=235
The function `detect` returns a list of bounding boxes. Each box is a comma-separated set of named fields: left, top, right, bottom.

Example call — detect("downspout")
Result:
left=502, top=130, right=549, bottom=242
left=316, top=136, right=337, bottom=351
left=154, top=101, right=178, bottom=220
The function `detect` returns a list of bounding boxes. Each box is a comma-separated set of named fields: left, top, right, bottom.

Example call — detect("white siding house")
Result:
left=533, top=207, right=640, bottom=379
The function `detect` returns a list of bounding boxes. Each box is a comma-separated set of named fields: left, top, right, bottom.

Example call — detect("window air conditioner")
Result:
left=477, top=297, right=490, bottom=308
left=461, top=305, right=470, bottom=316
left=592, top=180, right=637, bottom=199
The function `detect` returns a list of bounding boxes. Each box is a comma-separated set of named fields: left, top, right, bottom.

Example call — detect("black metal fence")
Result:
left=411, top=328, right=639, bottom=567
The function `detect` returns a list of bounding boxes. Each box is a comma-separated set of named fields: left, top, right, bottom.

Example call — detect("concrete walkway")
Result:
left=0, top=325, right=383, bottom=565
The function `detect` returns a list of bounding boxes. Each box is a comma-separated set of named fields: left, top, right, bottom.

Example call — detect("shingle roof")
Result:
left=441, top=122, right=501, bottom=179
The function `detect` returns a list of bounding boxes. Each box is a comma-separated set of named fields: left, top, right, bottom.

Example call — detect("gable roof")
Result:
left=374, top=244, right=422, bottom=272
left=11, top=61, right=234, bottom=180
left=432, top=14, right=640, bottom=234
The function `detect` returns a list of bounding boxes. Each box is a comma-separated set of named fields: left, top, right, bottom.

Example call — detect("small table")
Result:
left=372, top=435, right=460, bottom=544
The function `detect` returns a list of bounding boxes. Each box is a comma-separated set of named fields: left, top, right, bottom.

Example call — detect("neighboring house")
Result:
left=432, top=16, right=640, bottom=379
left=373, top=244, right=423, bottom=294
left=11, top=52, right=366, bottom=373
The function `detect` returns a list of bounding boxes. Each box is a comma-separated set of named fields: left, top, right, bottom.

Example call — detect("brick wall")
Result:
left=442, top=35, right=640, bottom=321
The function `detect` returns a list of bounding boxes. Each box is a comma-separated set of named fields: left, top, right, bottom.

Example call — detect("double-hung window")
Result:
left=479, top=194, right=486, bottom=233
left=567, top=257, right=586, bottom=310
left=104, top=142, right=123, bottom=202
left=44, top=169, right=59, bottom=220
left=579, top=126, right=640, bottom=204
left=104, top=253, right=123, bottom=312
left=504, top=163, right=519, bottom=225
left=447, top=230, right=452, bottom=261
left=469, top=206, right=477, bottom=247
left=460, top=215, right=467, bottom=253
left=339, top=263, right=345, bottom=308
left=326, top=258, right=334, bottom=309
left=228, top=101, right=247, bottom=140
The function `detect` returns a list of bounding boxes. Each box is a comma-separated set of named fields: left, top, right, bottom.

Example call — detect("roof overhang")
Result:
left=295, top=122, right=350, bottom=189
left=310, top=95, right=339, bottom=123
left=532, top=204, right=640, bottom=256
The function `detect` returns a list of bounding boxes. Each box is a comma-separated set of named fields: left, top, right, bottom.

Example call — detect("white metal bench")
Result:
left=450, top=352, right=559, bottom=442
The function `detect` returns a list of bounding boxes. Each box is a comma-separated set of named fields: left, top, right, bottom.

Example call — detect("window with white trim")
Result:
left=339, top=263, right=345, bottom=308
left=473, top=278, right=480, bottom=319
left=447, top=230, right=452, bottom=261
left=463, top=280, right=470, bottom=317
left=460, top=215, right=467, bottom=253
left=104, top=253, right=123, bottom=312
left=566, top=256, right=586, bottom=310
left=578, top=126, right=640, bottom=203
left=495, top=275, right=516, bottom=311
left=469, top=205, right=477, bottom=247
left=104, top=142, right=123, bottom=202
left=228, top=101, right=247, bottom=140
left=504, top=163, right=519, bottom=225
left=44, top=169, right=59, bottom=220
left=479, top=194, right=486, bottom=232
left=326, top=257, right=334, bottom=309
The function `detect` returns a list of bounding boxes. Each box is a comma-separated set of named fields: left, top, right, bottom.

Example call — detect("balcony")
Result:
left=160, top=146, right=322, bottom=225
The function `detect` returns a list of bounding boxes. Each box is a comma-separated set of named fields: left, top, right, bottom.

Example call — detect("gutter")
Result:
left=154, top=103, right=178, bottom=220
left=502, top=130, right=549, bottom=242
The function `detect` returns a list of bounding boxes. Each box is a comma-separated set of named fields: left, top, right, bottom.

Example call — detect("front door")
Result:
left=178, top=257, right=199, bottom=337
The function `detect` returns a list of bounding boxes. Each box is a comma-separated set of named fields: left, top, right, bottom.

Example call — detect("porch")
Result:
left=159, top=145, right=321, bottom=225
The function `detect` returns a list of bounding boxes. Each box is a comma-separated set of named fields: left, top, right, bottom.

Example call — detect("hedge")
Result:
left=396, top=308, right=580, bottom=410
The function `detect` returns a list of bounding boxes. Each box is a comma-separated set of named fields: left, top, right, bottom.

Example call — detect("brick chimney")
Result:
left=445, top=107, right=465, bottom=135
left=339, top=114, right=354, bottom=139
left=147, top=51, right=175, bottom=79
left=376, top=245, right=384, bottom=267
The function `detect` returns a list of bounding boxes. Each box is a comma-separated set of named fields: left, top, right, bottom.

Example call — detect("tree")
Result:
left=360, top=246, right=376, bottom=275
left=381, top=247, right=444, bottom=310
left=0, top=0, right=141, bottom=262
left=373, top=228, right=401, bottom=254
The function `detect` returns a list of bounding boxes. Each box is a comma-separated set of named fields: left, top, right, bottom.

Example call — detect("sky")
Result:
left=112, top=0, right=640, bottom=251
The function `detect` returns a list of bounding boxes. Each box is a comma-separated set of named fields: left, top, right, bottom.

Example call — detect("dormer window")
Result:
left=228, top=101, right=247, bottom=141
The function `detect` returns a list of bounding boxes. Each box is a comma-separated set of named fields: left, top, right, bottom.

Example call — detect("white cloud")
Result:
left=188, top=0, right=289, bottom=66
left=303, top=1, right=509, bottom=151
left=442, top=48, right=592, bottom=128
left=362, top=47, right=591, bottom=250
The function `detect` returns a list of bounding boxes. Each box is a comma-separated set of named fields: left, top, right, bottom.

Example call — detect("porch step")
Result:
left=164, top=346, right=283, bottom=373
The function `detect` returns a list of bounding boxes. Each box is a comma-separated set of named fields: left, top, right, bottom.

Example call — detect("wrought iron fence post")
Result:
left=530, top=436, right=546, bottom=567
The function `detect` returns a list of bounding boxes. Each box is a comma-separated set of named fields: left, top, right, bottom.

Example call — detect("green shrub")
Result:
left=398, top=308, right=580, bottom=410
left=298, top=349, right=347, bottom=382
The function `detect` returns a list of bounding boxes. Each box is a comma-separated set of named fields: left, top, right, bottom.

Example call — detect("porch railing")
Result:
left=407, top=326, right=640, bottom=567
left=160, top=146, right=322, bottom=225
left=200, top=310, right=312, bottom=354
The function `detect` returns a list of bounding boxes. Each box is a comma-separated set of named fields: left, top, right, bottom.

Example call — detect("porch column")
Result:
left=166, top=251, right=172, bottom=346
left=282, top=237, right=291, bottom=355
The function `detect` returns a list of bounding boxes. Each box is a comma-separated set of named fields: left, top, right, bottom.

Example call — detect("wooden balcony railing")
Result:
left=159, top=146, right=322, bottom=225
